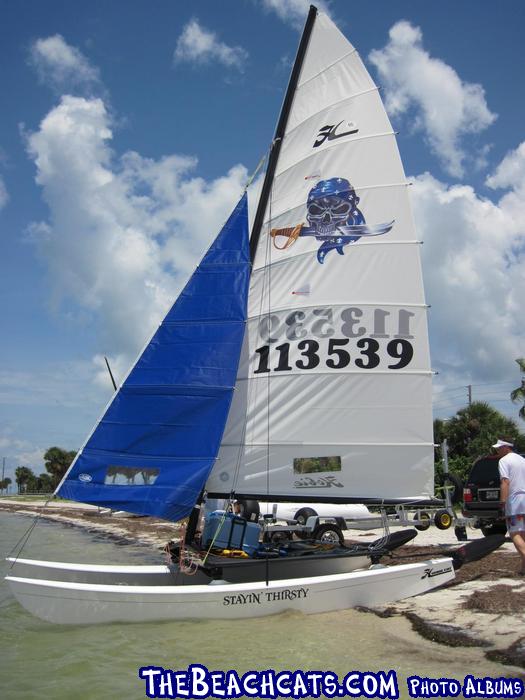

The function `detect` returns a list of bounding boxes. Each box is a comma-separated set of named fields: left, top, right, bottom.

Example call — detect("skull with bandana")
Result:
left=305, top=177, right=365, bottom=262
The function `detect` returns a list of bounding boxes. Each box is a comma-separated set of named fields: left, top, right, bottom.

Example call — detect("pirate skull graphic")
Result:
left=306, top=178, right=365, bottom=261
left=270, top=176, right=394, bottom=264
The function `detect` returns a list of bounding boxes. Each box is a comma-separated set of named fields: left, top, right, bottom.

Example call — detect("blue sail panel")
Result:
left=57, top=194, right=250, bottom=522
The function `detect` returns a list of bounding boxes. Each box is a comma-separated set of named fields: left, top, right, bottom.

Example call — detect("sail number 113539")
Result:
left=253, top=307, right=418, bottom=373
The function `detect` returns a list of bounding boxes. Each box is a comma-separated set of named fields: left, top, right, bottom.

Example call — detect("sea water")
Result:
left=0, top=512, right=516, bottom=700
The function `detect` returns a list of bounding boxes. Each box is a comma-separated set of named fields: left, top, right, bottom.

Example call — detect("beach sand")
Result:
left=1, top=498, right=524, bottom=670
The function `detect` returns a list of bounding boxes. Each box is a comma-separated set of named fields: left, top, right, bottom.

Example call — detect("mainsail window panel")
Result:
left=294, top=456, right=341, bottom=474
left=105, top=466, right=160, bottom=486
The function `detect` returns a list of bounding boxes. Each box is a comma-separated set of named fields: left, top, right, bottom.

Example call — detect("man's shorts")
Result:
left=506, top=513, right=525, bottom=534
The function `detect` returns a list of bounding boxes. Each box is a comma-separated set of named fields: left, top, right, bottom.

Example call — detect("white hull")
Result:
left=6, top=557, right=454, bottom=625
left=5, top=558, right=181, bottom=585
left=6, top=550, right=371, bottom=585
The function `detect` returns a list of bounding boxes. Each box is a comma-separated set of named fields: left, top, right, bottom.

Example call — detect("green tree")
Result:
left=434, top=401, right=525, bottom=484
left=37, top=473, right=54, bottom=493
left=3, top=477, right=12, bottom=494
left=15, top=466, right=35, bottom=494
left=44, top=447, right=77, bottom=488
left=510, top=358, right=525, bottom=421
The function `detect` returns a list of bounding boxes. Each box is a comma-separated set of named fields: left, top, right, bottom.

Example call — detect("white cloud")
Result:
left=486, top=143, right=525, bottom=238
left=486, top=142, right=525, bottom=193
left=174, top=19, right=248, bottom=71
left=0, top=429, right=45, bottom=476
left=0, top=358, right=119, bottom=475
left=260, top=0, right=332, bottom=30
left=411, top=145, right=525, bottom=392
left=29, top=34, right=100, bottom=93
left=0, top=361, right=107, bottom=409
left=0, top=176, right=8, bottom=209
left=26, top=95, right=249, bottom=363
left=369, top=21, right=497, bottom=178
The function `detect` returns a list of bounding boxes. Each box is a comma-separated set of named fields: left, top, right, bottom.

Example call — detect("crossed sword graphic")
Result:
left=270, top=221, right=395, bottom=250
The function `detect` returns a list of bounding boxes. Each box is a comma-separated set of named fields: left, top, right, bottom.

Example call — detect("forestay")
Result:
left=207, top=13, right=434, bottom=503
left=56, top=195, right=250, bottom=520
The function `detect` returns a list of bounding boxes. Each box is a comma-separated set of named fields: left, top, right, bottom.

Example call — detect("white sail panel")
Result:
left=279, top=89, right=391, bottom=174
left=220, top=374, right=432, bottom=447
left=212, top=444, right=434, bottom=502
left=249, top=248, right=427, bottom=312
left=240, top=308, right=430, bottom=374
left=290, top=15, right=375, bottom=129
left=209, top=11, right=434, bottom=503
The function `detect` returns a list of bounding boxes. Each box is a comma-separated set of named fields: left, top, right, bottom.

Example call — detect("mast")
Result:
left=249, top=4, right=318, bottom=262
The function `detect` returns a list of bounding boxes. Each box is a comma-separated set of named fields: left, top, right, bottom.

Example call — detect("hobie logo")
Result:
left=78, top=473, right=92, bottom=483
left=294, top=476, right=344, bottom=489
left=421, top=565, right=452, bottom=579
left=313, top=120, right=358, bottom=147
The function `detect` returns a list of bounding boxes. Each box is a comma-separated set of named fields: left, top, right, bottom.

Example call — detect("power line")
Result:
left=470, top=381, right=517, bottom=388
left=434, top=380, right=516, bottom=394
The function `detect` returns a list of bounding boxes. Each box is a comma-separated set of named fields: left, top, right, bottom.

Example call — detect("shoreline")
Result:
left=1, top=499, right=524, bottom=672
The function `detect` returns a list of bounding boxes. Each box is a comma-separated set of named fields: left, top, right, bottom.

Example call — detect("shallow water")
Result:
left=0, top=511, right=517, bottom=699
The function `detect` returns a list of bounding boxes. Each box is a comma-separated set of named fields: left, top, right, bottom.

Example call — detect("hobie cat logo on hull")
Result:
left=421, top=566, right=453, bottom=579
left=270, top=178, right=393, bottom=264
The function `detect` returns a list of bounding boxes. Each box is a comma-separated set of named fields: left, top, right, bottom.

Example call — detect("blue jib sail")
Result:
left=57, top=194, right=250, bottom=521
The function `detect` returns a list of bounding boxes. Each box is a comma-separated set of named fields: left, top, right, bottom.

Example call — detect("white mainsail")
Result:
left=207, top=12, right=434, bottom=503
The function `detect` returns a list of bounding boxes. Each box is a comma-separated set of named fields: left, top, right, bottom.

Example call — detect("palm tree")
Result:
left=15, top=466, right=35, bottom=494
left=510, top=358, right=525, bottom=421
left=44, top=447, right=77, bottom=488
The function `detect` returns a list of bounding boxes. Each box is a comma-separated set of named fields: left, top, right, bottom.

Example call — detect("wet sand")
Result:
left=1, top=498, right=524, bottom=671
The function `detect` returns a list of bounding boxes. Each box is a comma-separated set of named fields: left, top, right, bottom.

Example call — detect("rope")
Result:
left=7, top=495, right=54, bottom=566
left=244, top=149, right=269, bottom=191
left=177, top=523, right=201, bottom=575
left=201, top=510, right=230, bottom=565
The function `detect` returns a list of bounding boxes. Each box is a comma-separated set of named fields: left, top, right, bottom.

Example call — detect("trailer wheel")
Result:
left=312, top=523, right=345, bottom=546
left=414, top=511, right=431, bottom=531
left=434, top=509, right=453, bottom=530
left=294, top=507, right=317, bottom=525
left=263, top=530, right=292, bottom=544
left=294, top=507, right=317, bottom=539
left=236, top=499, right=260, bottom=522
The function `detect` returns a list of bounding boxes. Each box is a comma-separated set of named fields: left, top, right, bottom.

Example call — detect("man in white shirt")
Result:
left=493, top=438, right=525, bottom=574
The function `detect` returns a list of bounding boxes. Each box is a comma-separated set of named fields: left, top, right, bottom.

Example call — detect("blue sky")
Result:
left=1, top=0, right=524, bottom=483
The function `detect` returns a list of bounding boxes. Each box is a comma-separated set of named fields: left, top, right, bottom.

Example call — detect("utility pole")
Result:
left=467, top=385, right=472, bottom=406
left=1, top=457, right=4, bottom=495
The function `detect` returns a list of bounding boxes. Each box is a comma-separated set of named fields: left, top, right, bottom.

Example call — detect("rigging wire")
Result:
left=7, top=495, right=54, bottom=566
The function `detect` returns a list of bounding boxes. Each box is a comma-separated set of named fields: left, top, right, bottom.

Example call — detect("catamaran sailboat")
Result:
left=6, top=6, right=499, bottom=625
